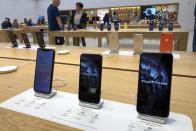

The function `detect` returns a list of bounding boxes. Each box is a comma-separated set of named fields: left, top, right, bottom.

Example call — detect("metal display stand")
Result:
left=0, top=89, right=193, bottom=131
left=34, top=91, right=57, bottom=99
left=138, top=114, right=167, bottom=124
left=79, top=100, right=104, bottom=109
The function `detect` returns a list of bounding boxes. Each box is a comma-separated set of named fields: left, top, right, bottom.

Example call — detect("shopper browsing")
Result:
left=70, top=2, right=88, bottom=46
left=12, top=19, right=19, bottom=28
left=47, top=0, right=65, bottom=45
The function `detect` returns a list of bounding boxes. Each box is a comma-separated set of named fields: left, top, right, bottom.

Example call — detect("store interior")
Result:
left=0, top=0, right=196, bottom=131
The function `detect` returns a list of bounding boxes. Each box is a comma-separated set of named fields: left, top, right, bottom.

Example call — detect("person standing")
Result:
left=1, top=18, right=12, bottom=29
left=47, top=0, right=65, bottom=45
left=27, top=18, right=33, bottom=26
left=103, top=13, right=110, bottom=25
left=24, top=18, right=28, bottom=25
left=12, top=19, right=19, bottom=28
left=193, top=4, right=196, bottom=52
left=70, top=2, right=88, bottom=46
left=6, top=18, right=12, bottom=28
left=112, top=12, right=118, bottom=23
left=1, top=18, right=10, bottom=29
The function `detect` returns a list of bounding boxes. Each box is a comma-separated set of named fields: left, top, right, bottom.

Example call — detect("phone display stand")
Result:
left=23, top=45, right=31, bottom=49
left=0, top=66, right=18, bottom=74
left=0, top=89, right=193, bottom=131
left=79, top=100, right=104, bottom=109
left=10, top=45, right=18, bottom=48
left=138, top=114, right=167, bottom=124
left=34, top=91, right=57, bottom=99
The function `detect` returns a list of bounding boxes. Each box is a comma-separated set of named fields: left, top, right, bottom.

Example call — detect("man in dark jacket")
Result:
left=47, top=0, right=65, bottom=45
left=70, top=2, right=88, bottom=46
left=6, top=18, right=12, bottom=28
left=103, top=13, right=110, bottom=25
left=27, top=18, right=33, bottom=26
left=1, top=18, right=12, bottom=29
left=1, top=19, right=9, bottom=29
left=193, top=4, right=196, bottom=52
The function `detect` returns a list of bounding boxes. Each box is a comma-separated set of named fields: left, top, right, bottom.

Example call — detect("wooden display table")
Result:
left=0, top=25, right=48, bottom=44
left=0, top=58, right=195, bottom=130
left=19, top=25, right=48, bottom=44
left=0, top=44, right=195, bottom=78
left=20, top=25, right=48, bottom=31
left=0, top=29, right=23, bottom=43
left=48, top=29, right=188, bottom=51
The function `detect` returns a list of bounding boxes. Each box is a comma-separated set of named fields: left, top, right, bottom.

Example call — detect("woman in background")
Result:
left=70, top=2, right=88, bottom=46
left=12, top=19, right=19, bottom=28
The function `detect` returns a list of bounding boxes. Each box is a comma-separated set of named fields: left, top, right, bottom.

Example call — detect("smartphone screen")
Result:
left=160, top=33, right=174, bottom=53
left=35, top=32, right=45, bottom=48
left=34, top=48, right=55, bottom=94
left=79, top=54, right=102, bottom=104
left=21, top=33, right=31, bottom=48
left=7, top=31, right=18, bottom=47
left=137, top=53, right=173, bottom=118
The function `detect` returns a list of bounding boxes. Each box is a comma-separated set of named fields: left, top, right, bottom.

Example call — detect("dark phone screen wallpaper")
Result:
left=137, top=53, right=172, bottom=117
left=34, top=50, right=54, bottom=93
left=80, top=56, right=101, bottom=95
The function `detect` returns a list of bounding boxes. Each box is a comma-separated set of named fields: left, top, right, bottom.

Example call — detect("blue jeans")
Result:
left=193, top=22, right=196, bottom=52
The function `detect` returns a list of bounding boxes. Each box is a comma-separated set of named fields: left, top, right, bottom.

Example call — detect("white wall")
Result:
left=178, top=0, right=195, bottom=30
left=37, top=0, right=196, bottom=30
left=0, top=0, right=38, bottom=23
left=0, top=0, right=195, bottom=30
